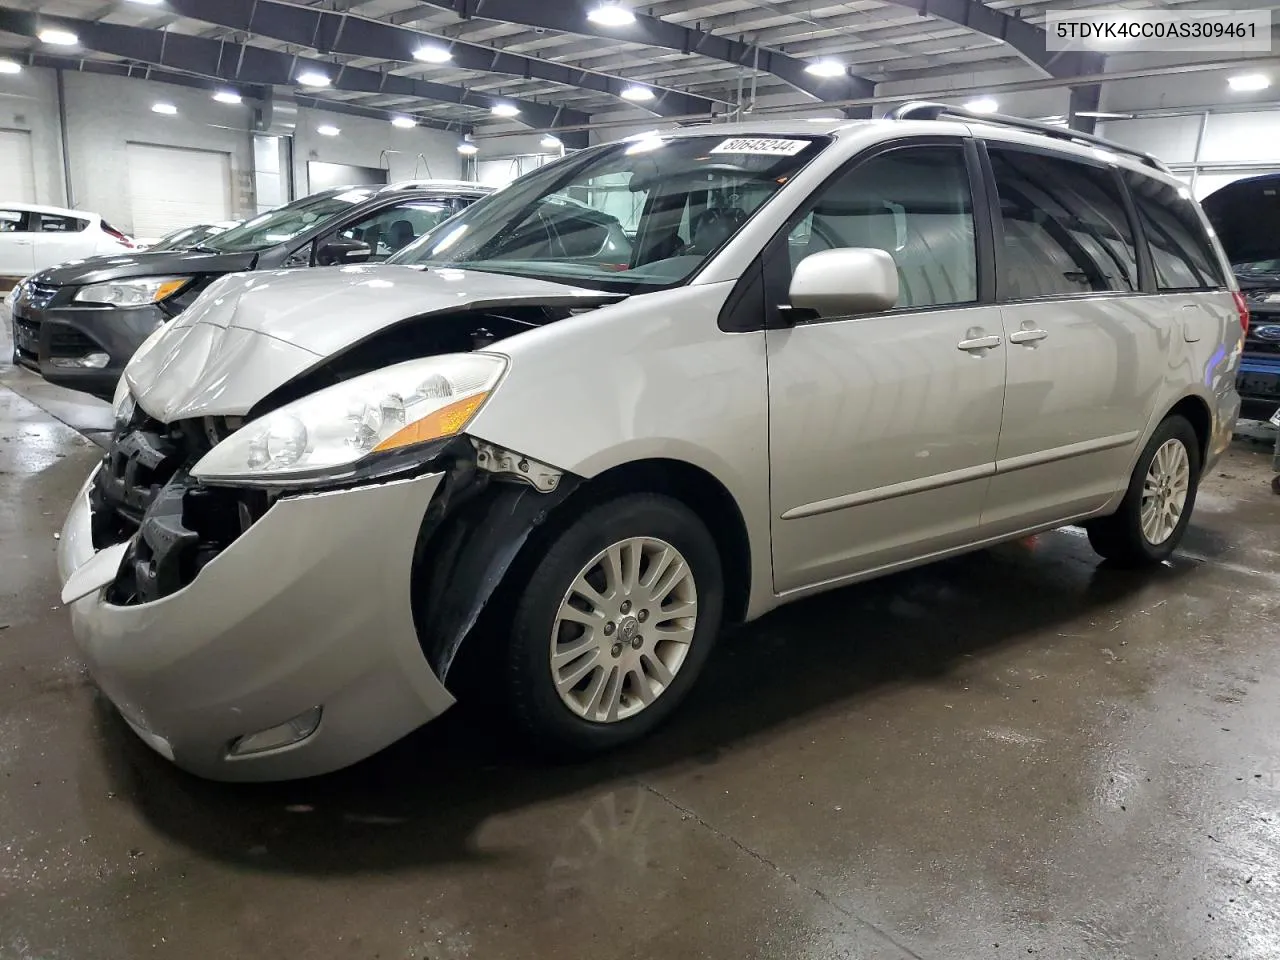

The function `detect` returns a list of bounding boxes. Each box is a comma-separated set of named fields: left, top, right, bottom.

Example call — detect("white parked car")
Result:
left=0, top=202, right=135, bottom=279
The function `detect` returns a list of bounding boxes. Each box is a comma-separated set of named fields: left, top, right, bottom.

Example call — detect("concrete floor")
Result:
left=3, top=341, right=1280, bottom=959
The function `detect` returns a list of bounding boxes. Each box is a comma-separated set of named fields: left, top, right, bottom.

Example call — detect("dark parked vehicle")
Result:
left=1201, top=174, right=1280, bottom=419
left=10, top=180, right=489, bottom=398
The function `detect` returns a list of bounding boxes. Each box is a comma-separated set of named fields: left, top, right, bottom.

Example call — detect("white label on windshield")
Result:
left=710, top=137, right=809, bottom=156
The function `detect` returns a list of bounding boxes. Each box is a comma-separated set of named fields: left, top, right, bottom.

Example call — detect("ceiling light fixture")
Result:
left=391, top=115, right=417, bottom=128
left=317, top=124, right=340, bottom=136
left=38, top=28, right=79, bottom=46
left=587, top=3, right=636, bottom=26
left=125, top=0, right=166, bottom=5
left=457, top=141, right=479, bottom=155
left=964, top=97, right=999, bottom=114
left=1073, top=110, right=1132, bottom=119
left=297, top=69, right=331, bottom=88
left=804, top=60, right=846, bottom=78
left=0, top=59, right=21, bottom=75
left=490, top=102, right=520, bottom=117
left=541, top=134, right=563, bottom=149
left=1228, top=73, right=1270, bottom=92
left=151, top=102, right=177, bottom=115
left=413, top=44, right=452, bottom=64
left=212, top=89, right=242, bottom=104
left=620, top=85, right=654, bottom=101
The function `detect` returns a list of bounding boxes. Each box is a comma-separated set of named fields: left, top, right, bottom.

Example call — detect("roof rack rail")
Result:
left=887, top=101, right=1170, bottom=174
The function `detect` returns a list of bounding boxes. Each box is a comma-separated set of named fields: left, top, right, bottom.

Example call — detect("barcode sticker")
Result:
left=710, top=137, right=809, bottom=156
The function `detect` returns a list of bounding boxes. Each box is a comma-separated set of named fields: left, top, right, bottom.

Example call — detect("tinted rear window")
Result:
left=1125, top=173, right=1225, bottom=291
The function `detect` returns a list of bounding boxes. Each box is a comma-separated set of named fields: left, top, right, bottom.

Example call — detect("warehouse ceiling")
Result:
left=0, top=0, right=1276, bottom=135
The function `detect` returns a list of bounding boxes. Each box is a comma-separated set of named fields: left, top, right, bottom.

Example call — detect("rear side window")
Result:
left=37, top=213, right=89, bottom=233
left=1125, top=173, right=1225, bottom=290
left=988, top=148, right=1138, bottom=299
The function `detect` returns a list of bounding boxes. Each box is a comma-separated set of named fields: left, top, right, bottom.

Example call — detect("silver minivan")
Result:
left=57, top=106, right=1245, bottom=780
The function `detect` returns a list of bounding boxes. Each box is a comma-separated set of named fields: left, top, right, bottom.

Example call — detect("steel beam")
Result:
left=413, top=0, right=876, bottom=103
left=163, top=0, right=721, bottom=118
left=0, top=8, right=588, bottom=134
left=879, top=0, right=1105, bottom=79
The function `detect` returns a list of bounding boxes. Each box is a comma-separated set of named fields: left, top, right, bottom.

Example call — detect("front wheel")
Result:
left=506, top=494, right=724, bottom=755
left=1086, top=414, right=1201, bottom=566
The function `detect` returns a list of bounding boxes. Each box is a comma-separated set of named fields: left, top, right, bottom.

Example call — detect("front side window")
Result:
left=391, top=134, right=828, bottom=292
left=0, top=210, right=31, bottom=233
left=989, top=148, right=1138, bottom=300
left=205, top=189, right=377, bottom=253
left=1126, top=173, right=1225, bottom=291
left=335, top=201, right=456, bottom=259
left=786, top=143, right=977, bottom=309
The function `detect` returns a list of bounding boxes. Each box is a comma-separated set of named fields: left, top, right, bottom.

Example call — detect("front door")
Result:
left=0, top=209, right=35, bottom=278
left=765, top=141, right=1006, bottom=593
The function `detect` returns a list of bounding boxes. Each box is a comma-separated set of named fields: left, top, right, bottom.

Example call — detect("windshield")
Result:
left=149, top=223, right=230, bottom=252
left=204, top=189, right=376, bottom=253
left=1235, top=259, right=1280, bottom=276
left=390, top=134, right=827, bottom=291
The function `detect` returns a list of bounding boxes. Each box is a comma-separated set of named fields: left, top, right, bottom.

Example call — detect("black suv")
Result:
left=10, top=180, right=490, bottom=399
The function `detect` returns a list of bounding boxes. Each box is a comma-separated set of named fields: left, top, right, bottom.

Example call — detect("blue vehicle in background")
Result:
left=1202, top=174, right=1280, bottom=422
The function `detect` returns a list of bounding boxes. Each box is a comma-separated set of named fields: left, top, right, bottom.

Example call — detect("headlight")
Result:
left=111, top=375, right=135, bottom=428
left=4, top=281, right=21, bottom=308
left=191, top=354, right=506, bottom=486
left=74, top=276, right=191, bottom=307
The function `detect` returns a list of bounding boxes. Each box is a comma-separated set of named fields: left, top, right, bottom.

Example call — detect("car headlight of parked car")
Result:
left=74, top=276, right=192, bottom=307
left=191, top=353, right=507, bottom=487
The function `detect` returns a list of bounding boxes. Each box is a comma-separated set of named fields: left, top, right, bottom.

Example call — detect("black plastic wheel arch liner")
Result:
left=412, top=452, right=580, bottom=680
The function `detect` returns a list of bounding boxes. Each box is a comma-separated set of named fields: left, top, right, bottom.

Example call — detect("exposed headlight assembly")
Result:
left=74, top=276, right=191, bottom=307
left=191, top=353, right=506, bottom=487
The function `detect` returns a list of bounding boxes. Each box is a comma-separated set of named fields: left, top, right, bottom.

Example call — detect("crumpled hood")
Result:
left=126, top=264, right=619, bottom=422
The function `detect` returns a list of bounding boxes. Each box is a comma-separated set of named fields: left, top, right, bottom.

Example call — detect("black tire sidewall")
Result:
left=507, top=494, right=724, bottom=754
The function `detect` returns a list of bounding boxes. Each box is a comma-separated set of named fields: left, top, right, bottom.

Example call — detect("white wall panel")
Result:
left=0, top=129, right=35, bottom=202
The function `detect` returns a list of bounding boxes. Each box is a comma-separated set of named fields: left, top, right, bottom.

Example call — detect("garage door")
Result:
left=126, top=142, right=232, bottom=237
left=0, top=129, right=36, bottom=202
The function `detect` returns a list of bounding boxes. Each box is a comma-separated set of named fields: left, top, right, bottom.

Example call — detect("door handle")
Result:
left=957, top=334, right=1001, bottom=352
left=1009, top=328, right=1048, bottom=344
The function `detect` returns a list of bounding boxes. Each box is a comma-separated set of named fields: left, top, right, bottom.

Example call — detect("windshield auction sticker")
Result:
left=710, top=138, right=810, bottom=156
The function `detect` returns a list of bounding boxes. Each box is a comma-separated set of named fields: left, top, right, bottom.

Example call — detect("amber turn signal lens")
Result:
left=371, top=392, right=488, bottom=453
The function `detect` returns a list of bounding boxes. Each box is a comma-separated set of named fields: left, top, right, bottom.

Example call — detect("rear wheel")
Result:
left=506, top=494, right=723, bottom=755
left=1086, top=414, right=1200, bottom=566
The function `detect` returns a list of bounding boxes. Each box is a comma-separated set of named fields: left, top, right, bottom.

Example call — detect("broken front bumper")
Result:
left=57, top=467, right=455, bottom=781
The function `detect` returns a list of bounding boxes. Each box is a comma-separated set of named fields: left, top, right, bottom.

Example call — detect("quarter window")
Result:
left=788, top=144, right=977, bottom=309
left=1125, top=173, right=1225, bottom=290
left=989, top=148, right=1138, bottom=299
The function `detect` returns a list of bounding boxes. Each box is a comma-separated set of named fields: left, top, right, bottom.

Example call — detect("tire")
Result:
left=1086, top=414, right=1201, bottom=566
left=506, top=493, right=724, bottom=755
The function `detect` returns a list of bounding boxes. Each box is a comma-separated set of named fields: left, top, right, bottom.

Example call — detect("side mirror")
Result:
left=315, top=238, right=372, bottom=267
left=787, top=247, right=899, bottom=319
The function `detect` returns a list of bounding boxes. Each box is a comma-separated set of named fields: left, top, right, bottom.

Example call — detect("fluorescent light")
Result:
left=1228, top=73, right=1270, bottom=92
left=38, top=28, right=78, bottom=46
left=0, top=59, right=21, bottom=75
left=126, top=0, right=166, bottom=5
left=620, top=85, right=654, bottom=102
left=413, top=45, right=452, bottom=64
left=457, top=141, right=479, bottom=155
left=151, top=102, right=177, bottom=115
left=540, top=134, right=562, bottom=149
left=490, top=102, right=520, bottom=117
left=964, top=97, right=999, bottom=114
left=804, top=60, right=846, bottom=78
left=391, top=115, right=416, bottom=128
left=1074, top=110, right=1131, bottom=119
left=587, top=4, right=636, bottom=26
left=317, top=124, right=340, bottom=136
left=297, top=69, right=331, bottom=88
left=212, top=89, right=241, bottom=104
